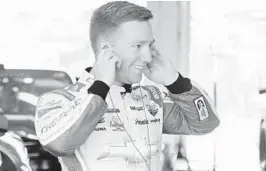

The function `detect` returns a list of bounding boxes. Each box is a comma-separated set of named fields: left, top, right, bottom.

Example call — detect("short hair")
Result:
left=197, top=100, right=205, bottom=109
left=90, top=1, right=153, bottom=54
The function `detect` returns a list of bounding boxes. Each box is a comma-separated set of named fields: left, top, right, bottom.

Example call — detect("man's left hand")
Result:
left=143, top=46, right=179, bottom=85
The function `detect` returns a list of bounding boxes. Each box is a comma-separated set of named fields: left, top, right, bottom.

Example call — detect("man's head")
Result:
left=90, top=1, right=155, bottom=85
left=197, top=100, right=205, bottom=109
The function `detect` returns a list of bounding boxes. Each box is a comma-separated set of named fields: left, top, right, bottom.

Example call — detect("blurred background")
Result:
left=1, top=0, right=266, bottom=171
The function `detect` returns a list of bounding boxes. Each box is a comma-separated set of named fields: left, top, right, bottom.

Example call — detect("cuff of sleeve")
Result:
left=88, top=81, right=110, bottom=100
left=165, top=73, right=192, bottom=94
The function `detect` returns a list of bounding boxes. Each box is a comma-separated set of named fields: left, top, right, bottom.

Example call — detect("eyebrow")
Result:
left=133, top=39, right=155, bottom=44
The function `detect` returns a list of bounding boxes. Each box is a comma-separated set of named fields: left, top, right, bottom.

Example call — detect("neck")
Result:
left=113, top=80, right=123, bottom=86
left=113, top=80, right=133, bottom=93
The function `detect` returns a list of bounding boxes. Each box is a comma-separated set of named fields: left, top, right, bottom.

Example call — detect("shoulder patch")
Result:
left=51, top=89, right=76, bottom=101
left=37, top=105, right=62, bottom=118
left=142, top=86, right=163, bottom=107
left=67, top=82, right=86, bottom=92
left=162, top=91, right=173, bottom=104
left=194, top=96, right=209, bottom=121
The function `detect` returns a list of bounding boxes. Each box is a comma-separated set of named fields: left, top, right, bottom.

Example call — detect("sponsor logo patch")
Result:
left=142, top=86, right=163, bottom=107
left=162, top=91, right=173, bottom=104
left=98, top=117, right=105, bottom=123
left=150, top=118, right=160, bottom=124
left=51, top=89, right=75, bottom=101
left=146, top=102, right=159, bottom=116
left=135, top=119, right=149, bottom=125
left=130, top=106, right=144, bottom=111
left=135, top=118, right=160, bottom=125
left=110, top=116, right=125, bottom=131
left=39, top=98, right=81, bottom=134
left=106, top=108, right=120, bottom=113
left=147, top=86, right=159, bottom=99
left=40, top=109, right=69, bottom=133
left=194, top=96, right=209, bottom=121
left=36, top=95, right=94, bottom=145
left=37, top=105, right=62, bottom=118
left=44, top=100, right=62, bottom=107
left=94, top=127, right=107, bottom=131
left=131, top=86, right=149, bottom=102
left=67, top=82, right=86, bottom=92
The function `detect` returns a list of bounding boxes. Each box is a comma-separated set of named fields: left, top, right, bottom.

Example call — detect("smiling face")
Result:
left=197, top=100, right=205, bottom=109
left=108, top=20, right=155, bottom=85
left=89, top=1, right=154, bottom=85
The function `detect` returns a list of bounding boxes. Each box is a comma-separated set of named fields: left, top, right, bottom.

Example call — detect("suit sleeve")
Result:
left=34, top=73, right=109, bottom=157
left=162, top=73, right=220, bottom=135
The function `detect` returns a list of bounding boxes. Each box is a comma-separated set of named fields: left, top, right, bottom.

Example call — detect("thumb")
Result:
left=111, top=50, right=121, bottom=68
left=116, top=59, right=122, bottom=68
left=111, top=55, right=122, bottom=68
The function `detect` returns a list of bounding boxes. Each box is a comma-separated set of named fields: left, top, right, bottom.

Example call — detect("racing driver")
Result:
left=34, top=1, right=220, bottom=171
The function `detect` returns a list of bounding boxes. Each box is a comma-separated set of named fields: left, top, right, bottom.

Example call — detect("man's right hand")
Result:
left=91, top=48, right=121, bottom=86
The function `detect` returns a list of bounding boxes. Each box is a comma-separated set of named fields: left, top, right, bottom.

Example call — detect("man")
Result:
left=34, top=1, right=220, bottom=171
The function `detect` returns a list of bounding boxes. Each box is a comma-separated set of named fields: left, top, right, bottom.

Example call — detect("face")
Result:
left=197, top=100, right=204, bottom=109
left=108, top=21, right=155, bottom=85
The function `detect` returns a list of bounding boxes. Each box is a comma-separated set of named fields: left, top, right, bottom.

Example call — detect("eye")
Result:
left=133, top=44, right=142, bottom=49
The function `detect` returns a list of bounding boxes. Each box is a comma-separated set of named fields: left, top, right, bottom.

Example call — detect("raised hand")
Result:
left=91, top=47, right=121, bottom=86
left=143, top=46, right=179, bottom=85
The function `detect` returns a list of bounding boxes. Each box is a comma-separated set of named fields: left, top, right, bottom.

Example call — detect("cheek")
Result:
left=119, top=56, right=137, bottom=69
left=120, top=60, right=132, bottom=74
left=117, top=60, right=135, bottom=79
left=114, top=47, right=138, bottom=70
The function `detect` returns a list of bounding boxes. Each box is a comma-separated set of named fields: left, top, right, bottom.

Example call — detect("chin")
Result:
left=128, top=74, right=142, bottom=84
left=118, top=71, right=143, bottom=85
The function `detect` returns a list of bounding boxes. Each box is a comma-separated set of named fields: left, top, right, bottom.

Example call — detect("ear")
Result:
left=99, top=39, right=112, bottom=50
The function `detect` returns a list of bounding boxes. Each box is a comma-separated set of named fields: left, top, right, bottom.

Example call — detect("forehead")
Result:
left=113, top=21, right=153, bottom=44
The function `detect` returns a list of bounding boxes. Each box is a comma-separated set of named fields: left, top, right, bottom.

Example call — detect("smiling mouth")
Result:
left=134, top=65, right=145, bottom=70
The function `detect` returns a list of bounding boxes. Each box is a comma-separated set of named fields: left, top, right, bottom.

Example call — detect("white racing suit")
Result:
left=34, top=68, right=220, bottom=171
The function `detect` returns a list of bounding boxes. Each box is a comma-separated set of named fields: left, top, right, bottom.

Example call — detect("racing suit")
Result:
left=34, top=68, right=219, bottom=171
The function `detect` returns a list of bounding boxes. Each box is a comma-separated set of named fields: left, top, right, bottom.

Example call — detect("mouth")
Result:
left=134, top=65, right=145, bottom=70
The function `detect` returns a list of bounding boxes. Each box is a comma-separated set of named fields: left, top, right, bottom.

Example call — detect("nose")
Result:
left=139, top=47, right=152, bottom=63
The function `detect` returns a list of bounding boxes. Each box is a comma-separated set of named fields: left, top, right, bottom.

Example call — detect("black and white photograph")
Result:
left=0, top=0, right=266, bottom=171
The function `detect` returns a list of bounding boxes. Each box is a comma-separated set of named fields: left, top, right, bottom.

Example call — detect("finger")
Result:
left=110, top=51, right=122, bottom=68
left=97, top=46, right=108, bottom=60
left=150, top=45, right=161, bottom=59
left=116, top=59, right=122, bottom=68
left=143, top=67, right=151, bottom=78
left=110, top=55, right=122, bottom=68
left=114, top=57, right=122, bottom=69
left=150, top=45, right=158, bottom=55
left=97, top=49, right=106, bottom=62
left=147, top=57, right=158, bottom=67
left=99, top=49, right=113, bottom=61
